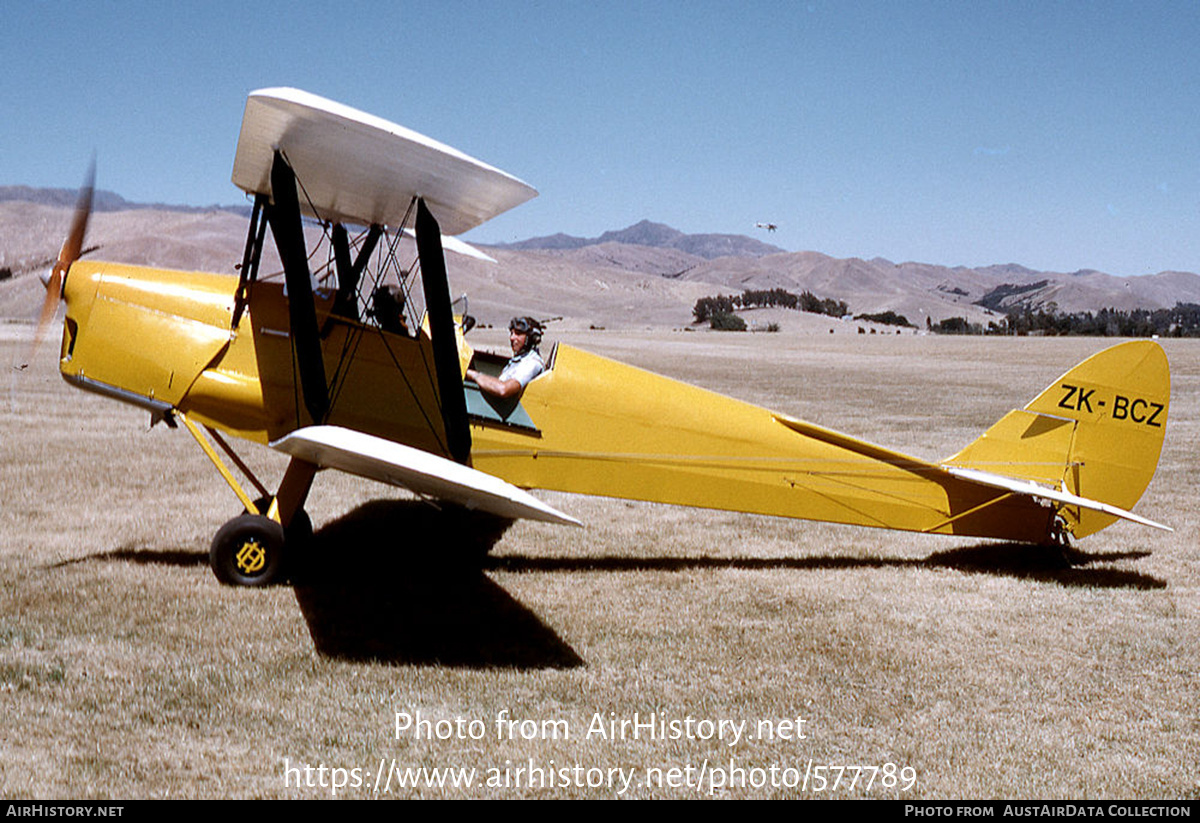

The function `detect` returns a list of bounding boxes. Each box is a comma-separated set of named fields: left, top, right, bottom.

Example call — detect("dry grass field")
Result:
left=1, top=329, right=1196, bottom=799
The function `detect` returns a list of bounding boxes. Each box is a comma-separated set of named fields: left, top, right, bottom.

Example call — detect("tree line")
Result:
left=693, top=288, right=848, bottom=324
left=930, top=303, right=1200, bottom=337
left=692, top=285, right=1200, bottom=338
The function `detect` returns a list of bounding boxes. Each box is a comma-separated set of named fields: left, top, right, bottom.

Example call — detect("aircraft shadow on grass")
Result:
left=289, top=500, right=584, bottom=669
left=75, top=539, right=1165, bottom=593
left=56, top=502, right=582, bottom=669
left=61, top=506, right=1164, bottom=668
left=485, top=542, right=1164, bottom=591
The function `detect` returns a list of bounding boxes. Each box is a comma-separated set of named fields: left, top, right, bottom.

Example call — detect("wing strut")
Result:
left=232, top=193, right=269, bottom=329
left=266, top=151, right=330, bottom=424
left=331, top=222, right=382, bottom=320
left=415, top=198, right=472, bottom=465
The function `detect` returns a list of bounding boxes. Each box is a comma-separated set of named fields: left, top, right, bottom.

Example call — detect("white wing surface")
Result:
left=232, top=87, right=537, bottom=235
left=271, top=425, right=579, bottom=527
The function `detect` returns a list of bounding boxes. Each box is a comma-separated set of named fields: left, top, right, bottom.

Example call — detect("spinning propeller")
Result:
left=28, top=160, right=94, bottom=362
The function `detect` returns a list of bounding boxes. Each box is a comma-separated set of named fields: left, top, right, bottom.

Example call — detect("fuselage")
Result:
left=58, top=259, right=1060, bottom=544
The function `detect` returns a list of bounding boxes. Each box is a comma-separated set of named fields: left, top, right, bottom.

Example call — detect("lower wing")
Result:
left=271, top=425, right=580, bottom=527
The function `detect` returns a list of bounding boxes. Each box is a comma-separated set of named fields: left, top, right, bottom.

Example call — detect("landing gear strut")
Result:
left=1048, top=514, right=1072, bottom=549
left=176, top=412, right=319, bottom=587
left=1044, top=514, right=1080, bottom=565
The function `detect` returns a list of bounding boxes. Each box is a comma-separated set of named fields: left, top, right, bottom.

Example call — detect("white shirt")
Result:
left=498, top=349, right=545, bottom=388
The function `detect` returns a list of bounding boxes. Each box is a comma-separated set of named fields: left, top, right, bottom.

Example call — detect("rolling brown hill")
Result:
left=3, top=193, right=1199, bottom=332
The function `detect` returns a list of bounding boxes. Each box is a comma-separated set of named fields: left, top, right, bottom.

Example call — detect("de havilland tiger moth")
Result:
left=30, top=87, right=1171, bottom=586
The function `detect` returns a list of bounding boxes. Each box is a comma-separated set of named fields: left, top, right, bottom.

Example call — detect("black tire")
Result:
left=210, top=514, right=287, bottom=587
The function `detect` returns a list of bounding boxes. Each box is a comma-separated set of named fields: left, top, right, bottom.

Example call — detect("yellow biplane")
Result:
left=34, top=88, right=1171, bottom=586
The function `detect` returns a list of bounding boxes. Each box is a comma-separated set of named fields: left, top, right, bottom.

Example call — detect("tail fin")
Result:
left=944, top=341, right=1169, bottom=538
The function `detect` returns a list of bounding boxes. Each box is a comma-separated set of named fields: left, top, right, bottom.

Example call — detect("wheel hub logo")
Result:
left=236, top=539, right=266, bottom=574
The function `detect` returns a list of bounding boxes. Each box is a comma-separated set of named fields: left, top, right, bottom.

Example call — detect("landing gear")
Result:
left=177, top=423, right=320, bottom=586
left=248, top=495, right=313, bottom=548
left=1048, top=514, right=1072, bottom=549
left=208, top=489, right=315, bottom=586
left=1044, top=514, right=1081, bottom=565
left=209, top=502, right=313, bottom=587
left=210, top=514, right=287, bottom=586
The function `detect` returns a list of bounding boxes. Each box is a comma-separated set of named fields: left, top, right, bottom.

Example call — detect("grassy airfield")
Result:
left=1, top=329, right=1196, bottom=799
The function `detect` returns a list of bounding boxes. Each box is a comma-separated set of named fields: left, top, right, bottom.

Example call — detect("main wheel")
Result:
left=210, top=514, right=287, bottom=587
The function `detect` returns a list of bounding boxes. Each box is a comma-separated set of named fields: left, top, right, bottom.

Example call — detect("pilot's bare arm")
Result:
left=466, top=368, right=523, bottom=399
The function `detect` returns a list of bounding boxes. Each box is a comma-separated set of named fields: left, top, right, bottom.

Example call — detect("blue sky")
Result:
left=3, top=1, right=1198, bottom=276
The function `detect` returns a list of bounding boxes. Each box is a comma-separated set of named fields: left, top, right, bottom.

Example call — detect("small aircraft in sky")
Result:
left=755, top=222, right=778, bottom=232
left=33, top=88, right=1171, bottom=586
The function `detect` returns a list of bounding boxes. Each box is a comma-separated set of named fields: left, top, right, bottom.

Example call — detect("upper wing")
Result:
left=271, top=425, right=579, bottom=527
left=231, top=87, right=537, bottom=234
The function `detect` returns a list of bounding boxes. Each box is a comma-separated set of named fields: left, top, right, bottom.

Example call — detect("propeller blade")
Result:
left=29, top=269, right=63, bottom=356
left=27, top=160, right=95, bottom=363
left=58, top=158, right=95, bottom=273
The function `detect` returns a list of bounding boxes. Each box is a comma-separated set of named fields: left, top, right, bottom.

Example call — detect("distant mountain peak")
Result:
left=494, top=220, right=784, bottom=260
left=597, top=220, right=684, bottom=247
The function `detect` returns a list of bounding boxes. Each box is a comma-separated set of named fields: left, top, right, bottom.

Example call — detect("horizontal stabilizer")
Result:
left=271, top=425, right=580, bottom=527
left=942, top=466, right=1172, bottom=532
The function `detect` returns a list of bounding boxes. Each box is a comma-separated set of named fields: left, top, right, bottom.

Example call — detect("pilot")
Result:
left=368, top=285, right=409, bottom=335
left=465, top=316, right=545, bottom=399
